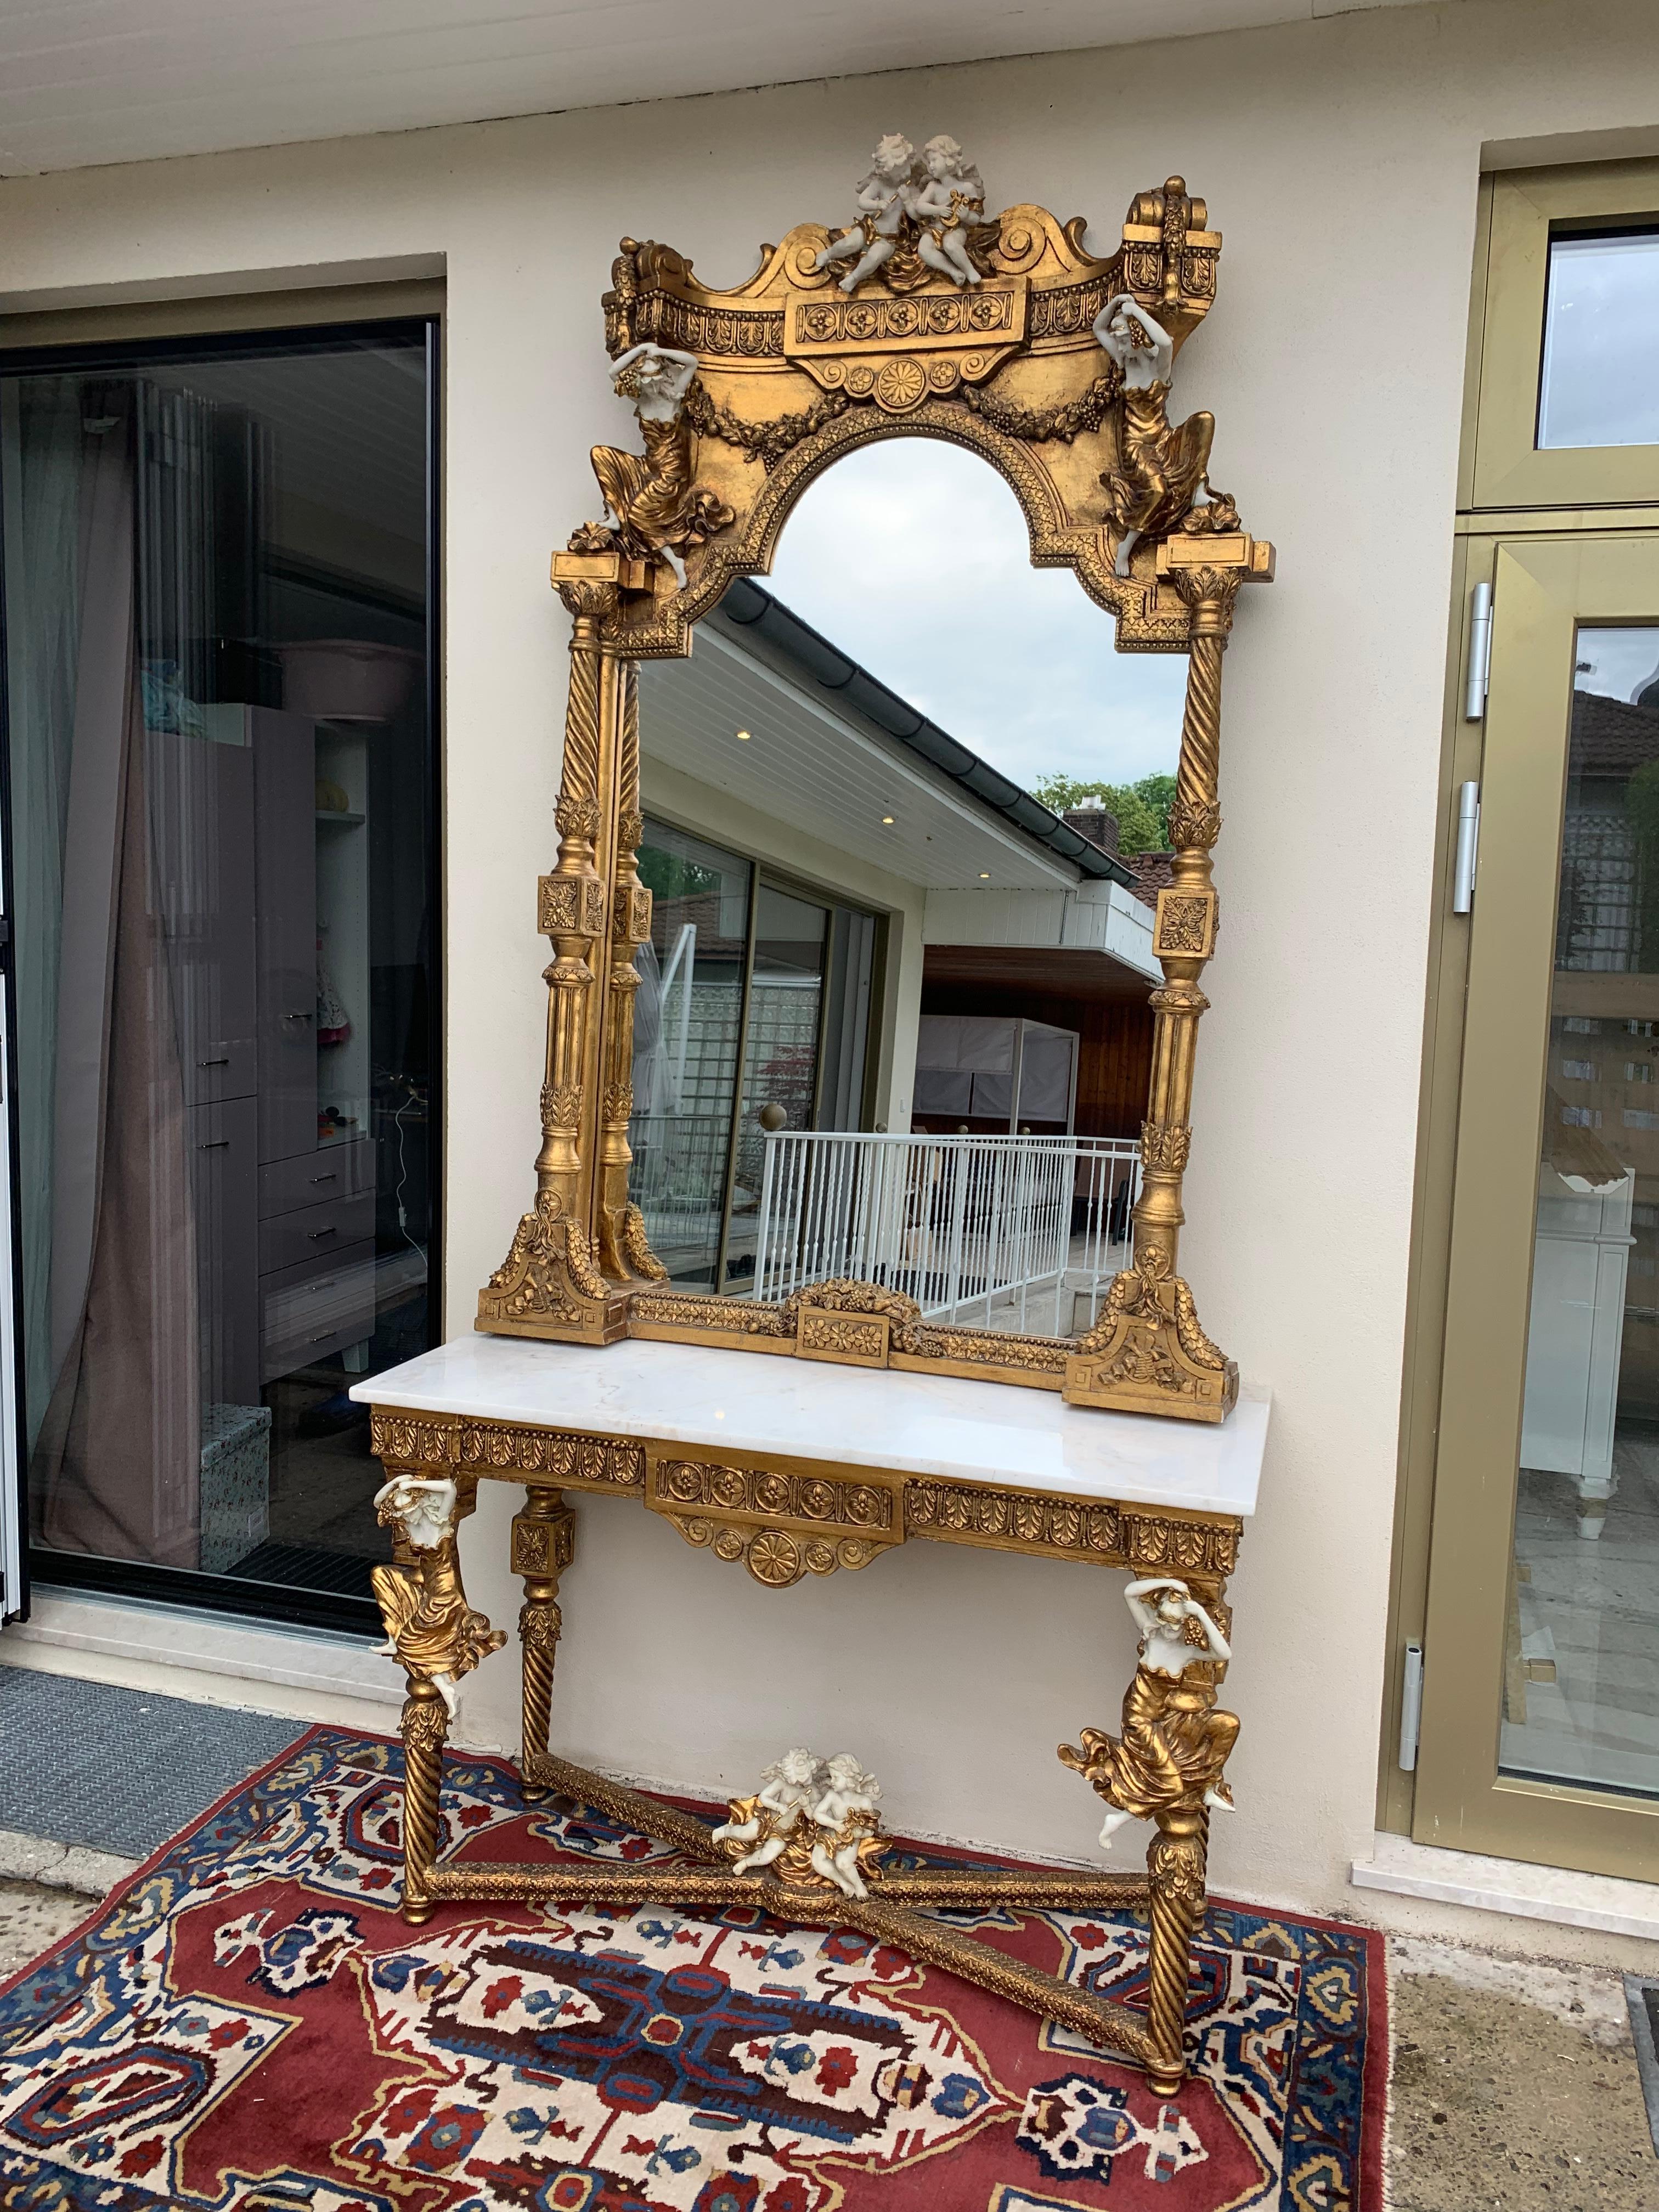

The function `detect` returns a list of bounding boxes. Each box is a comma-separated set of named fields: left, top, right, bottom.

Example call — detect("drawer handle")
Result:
left=308, top=1226, right=339, bottom=1241
left=197, top=1054, right=230, bottom=1068
left=308, top=1172, right=338, bottom=1185
left=198, top=1138, right=230, bottom=1150
left=282, top=1009, right=313, bottom=1028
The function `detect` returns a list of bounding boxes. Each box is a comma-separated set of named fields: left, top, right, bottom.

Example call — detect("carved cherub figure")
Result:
left=1058, top=1576, right=1238, bottom=1850
left=588, top=341, right=735, bottom=586
left=371, top=1476, right=507, bottom=1718
left=1092, top=293, right=1216, bottom=576
left=909, top=134, right=991, bottom=287
left=713, top=1747, right=825, bottom=1874
left=814, top=133, right=917, bottom=294
left=809, top=1753, right=886, bottom=1899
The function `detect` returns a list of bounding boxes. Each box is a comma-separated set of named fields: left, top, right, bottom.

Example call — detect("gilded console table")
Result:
left=355, top=1336, right=1267, bottom=2096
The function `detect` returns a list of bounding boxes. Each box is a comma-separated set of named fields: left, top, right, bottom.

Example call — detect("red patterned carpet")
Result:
left=0, top=1728, right=1386, bottom=2209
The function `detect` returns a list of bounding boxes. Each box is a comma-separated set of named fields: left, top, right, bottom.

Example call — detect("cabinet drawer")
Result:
left=259, top=1244, right=376, bottom=1382
left=259, top=1189, right=375, bottom=1275
left=259, top=1138, right=374, bottom=1218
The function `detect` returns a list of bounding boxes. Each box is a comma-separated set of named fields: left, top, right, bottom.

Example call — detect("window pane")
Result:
left=629, top=820, right=751, bottom=1288
left=0, top=329, right=437, bottom=1607
left=1538, top=232, right=1659, bottom=450
left=1506, top=623, right=1659, bottom=1795
left=723, top=885, right=830, bottom=1289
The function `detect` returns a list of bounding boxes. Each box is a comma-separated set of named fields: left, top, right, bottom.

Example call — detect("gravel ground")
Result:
left=0, top=1878, right=95, bottom=1982
left=1389, top=1962, right=1655, bottom=2210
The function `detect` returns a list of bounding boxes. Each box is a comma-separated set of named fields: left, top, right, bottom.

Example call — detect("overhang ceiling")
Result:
left=639, top=620, right=1077, bottom=895
left=3, top=1, right=1448, bottom=178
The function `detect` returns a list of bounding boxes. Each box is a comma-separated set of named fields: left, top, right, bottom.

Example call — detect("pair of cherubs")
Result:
left=816, top=133, right=989, bottom=294
left=712, top=1747, right=884, bottom=1899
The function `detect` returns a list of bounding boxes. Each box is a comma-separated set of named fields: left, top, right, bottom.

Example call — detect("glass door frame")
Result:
left=1414, top=531, right=1659, bottom=1876
left=0, top=308, right=444, bottom=1635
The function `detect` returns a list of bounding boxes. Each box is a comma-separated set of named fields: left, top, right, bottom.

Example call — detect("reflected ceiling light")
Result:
left=736, top=728, right=752, bottom=740
left=881, top=815, right=895, bottom=825
left=979, top=871, right=991, bottom=879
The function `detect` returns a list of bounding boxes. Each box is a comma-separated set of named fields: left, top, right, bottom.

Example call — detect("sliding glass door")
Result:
left=0, top=319, right=439, bottom=1627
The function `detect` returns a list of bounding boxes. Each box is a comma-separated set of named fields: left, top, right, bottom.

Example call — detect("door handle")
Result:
left=198, top=1138, right=230, bottom=1150
left=196, top=1055, right=230, bottom=1068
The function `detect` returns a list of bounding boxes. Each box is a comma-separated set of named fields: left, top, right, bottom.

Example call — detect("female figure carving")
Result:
left=590, top=342, right=734, bottom=586
left=371, top=1474, right=506, bottom=1717
left=814, top=133, right=916, bottom=295
left=909, top=134, right=991, bottom=287
left=1092, top=293, right=1215, bottom=575
left=1059, top=1576, right=1238, bottom=1848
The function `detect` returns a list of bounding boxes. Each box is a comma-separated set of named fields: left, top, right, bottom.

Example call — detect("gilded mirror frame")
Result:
left=475, top=155, right=1274, bottom=1422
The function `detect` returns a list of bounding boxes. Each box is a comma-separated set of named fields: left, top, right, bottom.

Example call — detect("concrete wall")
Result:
left=5, top=0, right=1659, bottom=1918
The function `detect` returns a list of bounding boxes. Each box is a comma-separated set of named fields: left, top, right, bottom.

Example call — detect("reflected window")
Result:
left=1509, top=623, right=1659, bottom=1795
left=0, top=323, right=437, bottom=1619
left=630, top=822, right=752, bottom=1290
left=1539, top=230, right=1659, bottom=450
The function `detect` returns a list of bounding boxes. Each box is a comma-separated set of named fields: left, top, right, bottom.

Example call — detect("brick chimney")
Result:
left=1062, top=799, right=1119, bottom=856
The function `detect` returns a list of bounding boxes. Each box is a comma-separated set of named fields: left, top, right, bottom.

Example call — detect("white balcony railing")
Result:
left=749, top=1130, right=1141, bottom=1336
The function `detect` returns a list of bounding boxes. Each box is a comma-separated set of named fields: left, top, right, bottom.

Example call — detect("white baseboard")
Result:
left=0, top=1584, right=404, bottom=1723
left=1352, top=1829, right=1659, bottom=1943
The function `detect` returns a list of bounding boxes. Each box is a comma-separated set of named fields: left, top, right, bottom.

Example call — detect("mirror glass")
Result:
left=629, top=436, right=1188, bottom=1338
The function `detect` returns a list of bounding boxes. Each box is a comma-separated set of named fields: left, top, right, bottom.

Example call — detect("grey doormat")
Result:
left=0, top=1669, right=308, bottom=1860
left=1627, top=1975, right=1659, bottom=2157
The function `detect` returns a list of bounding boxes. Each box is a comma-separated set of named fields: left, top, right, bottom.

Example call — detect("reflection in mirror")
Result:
left=629, top=437, right=1189, bottom=1337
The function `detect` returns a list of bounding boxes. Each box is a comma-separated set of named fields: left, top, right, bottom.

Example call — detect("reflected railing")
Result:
left=749, top=1131, right=1141, bottom=1336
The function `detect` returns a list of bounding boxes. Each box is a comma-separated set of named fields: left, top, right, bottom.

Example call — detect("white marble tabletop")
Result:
left=353, top=1334, right=1267, bottom=1520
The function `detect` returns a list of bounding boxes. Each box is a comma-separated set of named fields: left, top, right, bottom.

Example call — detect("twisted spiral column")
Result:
left=515, top=1486, right=576, bottom=1801
left=1144, top=1807, right=1207, bottom=2096
left=400, top=1682, right=449, bottom=1926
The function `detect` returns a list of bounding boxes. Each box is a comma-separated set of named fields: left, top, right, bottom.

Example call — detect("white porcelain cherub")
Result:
left=712, top=1747, right=825, bottom=1872
left=909, top=134, right=990, bottom=287
left=809, top=1753, right=884, bottom=1899
left=815, top=133, right=916, bottom=294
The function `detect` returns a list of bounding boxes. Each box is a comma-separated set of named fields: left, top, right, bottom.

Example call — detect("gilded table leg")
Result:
left=1059, top=1570, right=1240, bottom=2096
left=1144, top=1805, right=1207, bottom=2096
left=370, top=1469, right=507, bottom=1927
left=513, top=1486, right=577, bottom=1801
left=399, top=1681, right=449, bottom=1925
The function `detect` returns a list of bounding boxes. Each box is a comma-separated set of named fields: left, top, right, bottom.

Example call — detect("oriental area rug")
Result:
left=0, top=1727, right=1385, bottom=2211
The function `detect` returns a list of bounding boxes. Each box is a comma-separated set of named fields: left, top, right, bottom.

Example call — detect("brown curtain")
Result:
left=32, top=396, right=201, bottom=1566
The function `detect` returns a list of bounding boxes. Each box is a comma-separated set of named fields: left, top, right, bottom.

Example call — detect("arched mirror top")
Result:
left=554, top=151, right=1272, bottom=657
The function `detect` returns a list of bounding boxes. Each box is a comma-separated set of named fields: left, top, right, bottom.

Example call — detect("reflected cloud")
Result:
left=767, top=438, right=1186, bottom=791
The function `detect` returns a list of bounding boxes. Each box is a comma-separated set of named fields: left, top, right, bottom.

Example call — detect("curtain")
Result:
left=25, top=389, right=201, bottom=1565
left=0, top=380, right=81, bottom=1450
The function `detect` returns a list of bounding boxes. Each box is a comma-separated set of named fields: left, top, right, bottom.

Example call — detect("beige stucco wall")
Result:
left=5, top=0, right=1659, bottom=1921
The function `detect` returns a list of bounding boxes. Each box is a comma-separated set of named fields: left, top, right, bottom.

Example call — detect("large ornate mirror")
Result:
left=475, top=149, right=1272, bottom=1422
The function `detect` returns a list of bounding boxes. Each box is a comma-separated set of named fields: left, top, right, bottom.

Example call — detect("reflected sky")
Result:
left=1576, top=627, right=1659, bottom=702
left=767, top=438, right=1186, bottom=793
left=1541, top=233, right=1659, bottom=452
